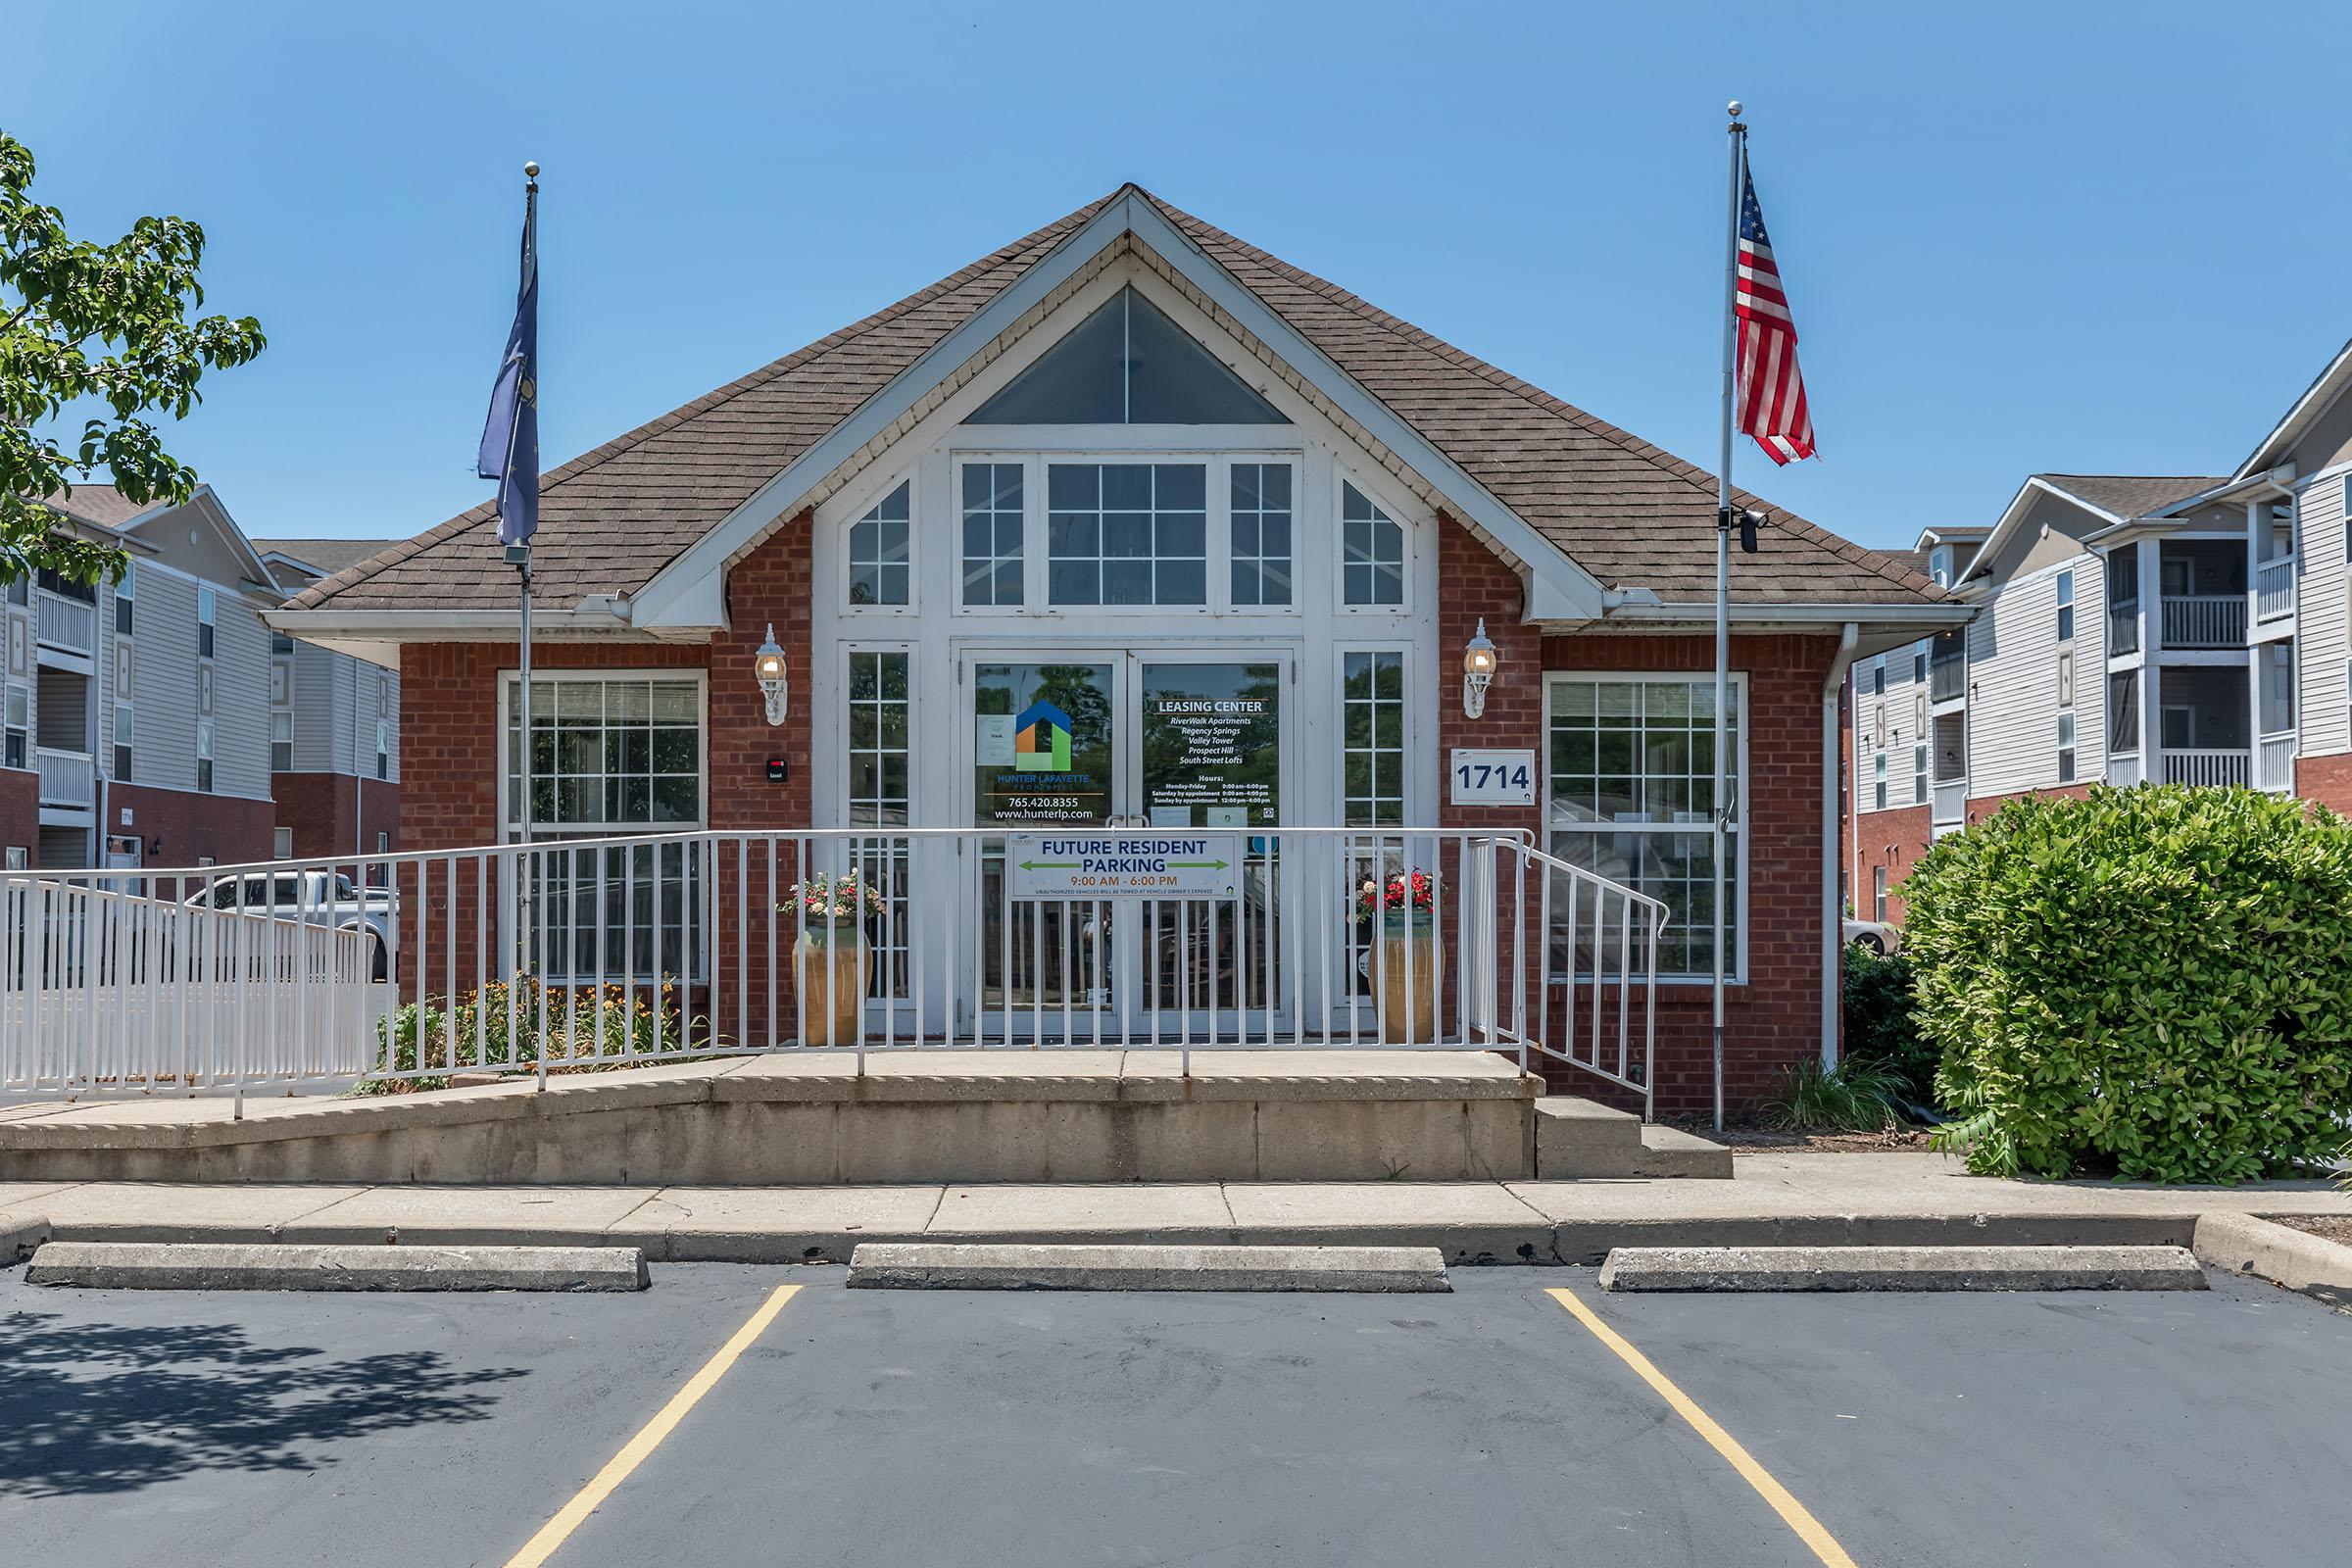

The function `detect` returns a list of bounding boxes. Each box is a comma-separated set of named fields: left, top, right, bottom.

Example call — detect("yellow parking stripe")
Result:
left=1545, top=1287, right=1859, bottom=1568
left=504, top=1283, right=803, bottom=1568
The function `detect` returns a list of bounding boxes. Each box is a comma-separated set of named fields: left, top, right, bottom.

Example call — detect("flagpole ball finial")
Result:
left=523, top=161, right=540, bottom=178
left=1726, top=100, right=1741, bottom=119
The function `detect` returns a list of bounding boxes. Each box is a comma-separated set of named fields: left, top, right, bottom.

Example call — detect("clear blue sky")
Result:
left=17, top=0, right=2352, bottom=553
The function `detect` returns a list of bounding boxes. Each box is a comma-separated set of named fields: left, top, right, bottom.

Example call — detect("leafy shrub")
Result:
left=1841, top=945, right=1936, bottom=1109
left=1762, top=1056, right=1904, bottom=1132
left=362, top=979, right=702, bottom=1093
left=1904, top=786, right=2352, bottom=1182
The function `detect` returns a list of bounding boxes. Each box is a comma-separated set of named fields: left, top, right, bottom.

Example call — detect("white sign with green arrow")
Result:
left=1005, top=833, right=1243, bottom=901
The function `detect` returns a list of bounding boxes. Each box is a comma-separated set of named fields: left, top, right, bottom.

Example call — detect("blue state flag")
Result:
left=477, top=193, right=539, bottom=547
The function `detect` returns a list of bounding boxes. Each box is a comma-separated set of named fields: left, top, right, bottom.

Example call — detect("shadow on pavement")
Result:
left=0, top=1308, right=527, bottom=1497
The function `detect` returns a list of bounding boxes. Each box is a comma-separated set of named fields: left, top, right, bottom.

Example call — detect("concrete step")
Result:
left=1535, top=1099, right=1733, bottom=1179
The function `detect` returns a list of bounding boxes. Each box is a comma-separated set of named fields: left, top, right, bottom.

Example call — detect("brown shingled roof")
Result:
left=2037, top=474, right=2227, bottom=520
left=296, top=186, right=1940, bottom=615
left=38, top=484, right=166, bottom=530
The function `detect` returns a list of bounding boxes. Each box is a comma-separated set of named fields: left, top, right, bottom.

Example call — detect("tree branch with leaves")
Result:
left=0, top=130, right=265, bottom=587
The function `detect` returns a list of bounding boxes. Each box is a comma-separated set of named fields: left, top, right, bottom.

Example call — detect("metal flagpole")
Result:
left=1712, top=102, right=1745, bottom=1136
left=505, top=163, right=541, bottom=1089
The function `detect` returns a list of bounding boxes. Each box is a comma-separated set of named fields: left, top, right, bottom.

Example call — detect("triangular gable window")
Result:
left=968, top=287, right=1289, bottom=424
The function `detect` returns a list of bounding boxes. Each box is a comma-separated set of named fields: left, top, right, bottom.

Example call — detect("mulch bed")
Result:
left=1660, top=1112, right=1937, bottom=1153
left=2276, top=1216, right=2352, bottom=1247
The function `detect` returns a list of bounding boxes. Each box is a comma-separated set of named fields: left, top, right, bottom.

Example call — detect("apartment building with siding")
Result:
left=1850, top=337, right=2352, bottom=922
left=0, top=487, right=400, bottom=871
left=257, top=540, right=404, bottom=859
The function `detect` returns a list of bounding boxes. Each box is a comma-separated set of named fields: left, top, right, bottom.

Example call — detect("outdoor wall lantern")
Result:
left=1462, top=618, right=1499, bottom=719
left=755, top=624, right=789, bottom=725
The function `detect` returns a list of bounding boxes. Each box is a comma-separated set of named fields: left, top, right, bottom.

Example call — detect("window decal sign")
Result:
left=1013, top=700, right=1073, bottom=772
left=1006, top=833, right=1242, bottom=900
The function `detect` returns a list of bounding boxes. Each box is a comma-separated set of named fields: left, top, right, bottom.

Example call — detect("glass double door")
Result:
left=963, top=651, right=1287, bottom=1040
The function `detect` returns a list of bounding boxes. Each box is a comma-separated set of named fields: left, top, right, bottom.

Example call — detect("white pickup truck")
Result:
left=182, top=870, right=399, bottom=980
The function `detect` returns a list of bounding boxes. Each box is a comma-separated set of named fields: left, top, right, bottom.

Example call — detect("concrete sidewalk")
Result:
left=3, top=1152, right=2348, bottom=1265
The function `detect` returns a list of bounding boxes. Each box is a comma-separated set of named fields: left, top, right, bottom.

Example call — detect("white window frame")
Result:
left=1226, top=459, right=1298, bottom=609
left=112, top=703, right=132, bottom=781
left=114, top=561, right=133, bottom=635
left=494, top=669, right=710, bottom=839
left=1872, top=865, right=1887, bottom=922
left=196, top=585, right=217, bottom=659
left=1542, top=670, right=1750, bottom=985
left=1335, top=471, right=1414, bottom=613
left=1873, top=750, right=1887, bottom=811
left=195, top=717, right=214, bottom=793
left=1337, top=645, right=1415, bottom=826
left=273, top=826, right=294, bottom=860
left=1912, top=742, right=1928, bottom=807
left=2055, top=567, right=2076, bottom=643
left=271, top=709, right=294, bottom=772
left=843, top=472, right=919, bottom=615
left=2057, top=710, right=2078, bottom=784
left=838, top=642, right=918, bottom=827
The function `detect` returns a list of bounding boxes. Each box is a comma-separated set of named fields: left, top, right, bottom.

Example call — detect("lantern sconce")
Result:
left=755, top=624, right=789, bottom=725
left=1462, top=618, right=1498, bottom=719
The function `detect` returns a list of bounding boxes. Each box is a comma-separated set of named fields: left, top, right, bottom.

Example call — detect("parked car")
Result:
left=1843, top=917, right=1900, bottom=956
left=183, top=871, right=398, bottom=981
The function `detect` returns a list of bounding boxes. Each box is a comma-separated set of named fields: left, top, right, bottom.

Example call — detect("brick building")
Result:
left=274, top=185, right=1957, bottom=1109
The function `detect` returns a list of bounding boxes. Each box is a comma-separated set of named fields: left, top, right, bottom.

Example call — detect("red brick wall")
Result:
left=1851, top=804, right=1931, bottom=926
left=273, top=773, right=401, bottom=860
left=112, top=782, right=276, bottom=870
left=1432, top=516, right=1839, bottom=1113
left=2299, top=753, right=2352, bottom=815
left=0, top=767, right=34, bottom=866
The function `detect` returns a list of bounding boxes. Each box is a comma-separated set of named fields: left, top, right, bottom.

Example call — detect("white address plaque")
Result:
left=1448, top=749, right=1536, bottom=807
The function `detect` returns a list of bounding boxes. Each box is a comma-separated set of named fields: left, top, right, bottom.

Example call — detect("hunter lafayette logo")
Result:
left=1012, top=700, right=1073, bottom=772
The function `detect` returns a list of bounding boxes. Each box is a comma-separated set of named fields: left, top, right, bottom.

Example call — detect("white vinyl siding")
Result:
left=1852, top=638, right=1929, bottom=814
left=1965, top=558, right=2107, bottom=797
left=2296, top=472, right=2352, bottom=756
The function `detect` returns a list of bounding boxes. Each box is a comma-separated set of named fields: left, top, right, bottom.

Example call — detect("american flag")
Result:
left=1735, top=156, right=1815, bottom=465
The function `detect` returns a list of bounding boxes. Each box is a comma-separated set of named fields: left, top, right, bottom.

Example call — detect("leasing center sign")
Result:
left=1005, top=833, right=1243, bottom=900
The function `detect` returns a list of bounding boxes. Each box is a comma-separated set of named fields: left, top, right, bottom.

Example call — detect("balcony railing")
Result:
left=2256, top=732, right=2297, bottom=793
left=1931, top=779, right=1966, bottom=824
left=2161, top=749, right=2250, bottom=788
left=34, top=746, right=94, bottom=808
left=1929, top=657, right=1965, bottom=704
left=2109, top=751, right=2142, bottom=788
left=34, top=591, right=94, bottom=658
left=2160, top=595, right=2246, bottom=650
left=2255, top=556, right=2297, bottom=624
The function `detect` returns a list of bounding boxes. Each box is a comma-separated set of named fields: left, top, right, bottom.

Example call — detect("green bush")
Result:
left=1903, top=785, right=2352, bottom=1182
left=1840, top=945, right=1936, bottom=1108
left=362, top=979, right=702, bottom=1093
left=1762, top=1056, right=1904, bottom=1132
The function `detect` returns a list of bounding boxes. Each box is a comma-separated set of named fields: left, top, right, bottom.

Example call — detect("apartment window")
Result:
left=1229, top=463, right=1294, bottom=607
left=375, top=718, right=390, bottom=781
left=2055, top=568, right=2075, bottom=642
left=376, top=830, right=390, bottom=855
left=271, top=629, right=294, bottom=656
left=4, top=684, right=24, bottom=770
left=197, top=586, right=216, bottom=658
left=1872, top=865, right=1887, bottom=922
left=1929, top=546, right=1952, bottom=587
left=271, top=710, right=293, bottom=772
left=113, top=705, right=132, bottom=781
left=4, top=575, right=24, bottom=607
left=960, top=463, right=1024, bottom=607
left=2106, top=543, right=2140, bottom=656
left=3, top=846, right=24, bottom=869
left=273, top=827, right=294, bottom=860
left=848, top=481, right=911, bottom=607
left=1871, top=657, right=1886, bottom=697
left=1341, top=483, right=1404, bottom=607
left=114, top=563, right=132, bottom=634
left=1343, top=652, right=1406, bottom=826
left=1873, top=751, right=1887, bottom=810
left=845, top=651, right=912, bottom=1002
left=195, top=718, right=214, bottom=793
left=1046, top=463, right=1207, bottom=607
left=2342, top=476, right=2351, bottom=563
left=1912, top=742, right=1928, bottom=807
left=2057, top=711, right=2077, bottom=784
left=1546, top=674, right=1743, bottom=980
left=1913, top=649, right=1927, bottom=685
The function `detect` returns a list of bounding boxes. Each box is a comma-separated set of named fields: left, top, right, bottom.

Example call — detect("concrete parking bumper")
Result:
left=2193, top=1211, right=2352, bottom=1307
left=846, top=1241, right=1451, bottom=1292
left=1598, top=1243, right=2209, bottom=1292
left=24, top=1240, right=651, bottom=1292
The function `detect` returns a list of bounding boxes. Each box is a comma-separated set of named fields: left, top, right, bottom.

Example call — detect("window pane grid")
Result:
left=1047, top=462, right=1207, bottom=606
left=1547, top=676, right=1741, bottom=980
left=960, top=464, right=1024, bottom=606
left=1342, top=483, right=1404, bottom=606
left=848, top=481, right=911, bottom=607
left=845, top=651, right=912, bottom=1004
left=1343, top=651, right=1404, bottom=826
left=1230, top=463, right=1293, bottom=607
left=505, top=677, right=702, bottom=833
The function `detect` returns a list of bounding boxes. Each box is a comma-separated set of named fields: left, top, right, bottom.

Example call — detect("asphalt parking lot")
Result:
left=2, top=1261, right=2347, bottom=1568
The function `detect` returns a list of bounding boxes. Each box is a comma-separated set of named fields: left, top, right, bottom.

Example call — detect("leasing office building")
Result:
left=274, top=186, right=1959, bottom=1108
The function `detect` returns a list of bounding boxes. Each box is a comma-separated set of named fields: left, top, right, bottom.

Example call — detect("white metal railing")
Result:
left=2109, top=751, right=2142, bottom=788
left=1, top=877, right=375, bottom=1097
left=2161, top=594, right=2246, bottom=649
left=34, top=590, right=94, bottom=657
left=2161, top=749, right=2251, bottom=788
left=34, top=747, right=93, bottom=809
left=1931, top=779, right=1966, bottom=824
left=2255, top=556, right=2297, bottom=623
left=0, top=828, right=1674, bottom=1117
left=2257, top=732, right=2297, bottom=793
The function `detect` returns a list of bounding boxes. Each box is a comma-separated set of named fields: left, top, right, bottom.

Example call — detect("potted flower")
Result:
left=787, top=870, right=887, bottom=1046
left=1358, top=871, right=1441, bottom=1043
